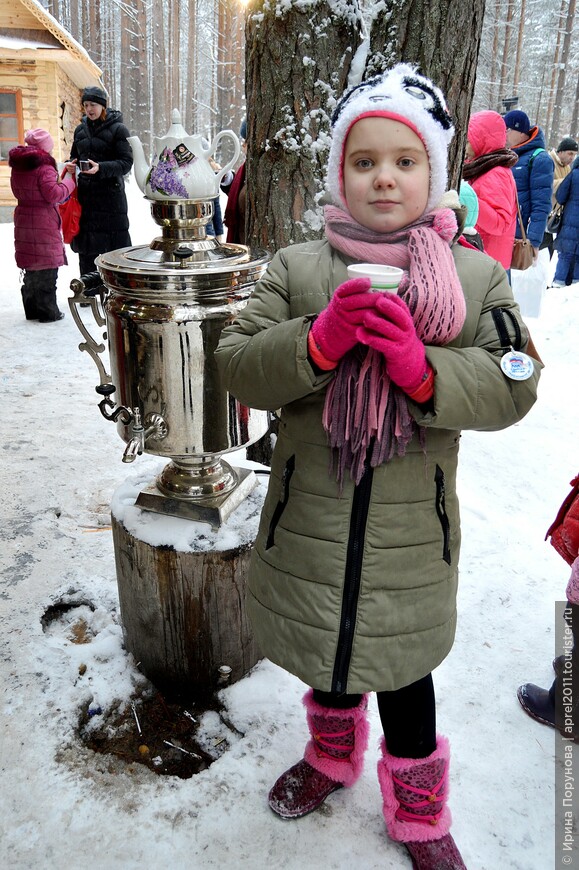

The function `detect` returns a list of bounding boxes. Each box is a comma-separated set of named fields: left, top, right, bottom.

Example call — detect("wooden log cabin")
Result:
left=0, top=0, right=102, bottom=220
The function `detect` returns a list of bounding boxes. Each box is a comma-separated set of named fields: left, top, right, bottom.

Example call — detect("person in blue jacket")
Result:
left=505, top=110, right=554, bottom=263
left=552, top=155, right=579, bottom=286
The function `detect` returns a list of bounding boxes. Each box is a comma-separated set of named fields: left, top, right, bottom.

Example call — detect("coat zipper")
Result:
left=434, top=464, right=451, bottom=565
left=331, top=465, right=373, bottom=694
left=265, top=455, right=295, bottom=550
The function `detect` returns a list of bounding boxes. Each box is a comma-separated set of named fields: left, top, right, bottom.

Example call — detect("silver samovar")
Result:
left=69, top=112, right=270, bottom=528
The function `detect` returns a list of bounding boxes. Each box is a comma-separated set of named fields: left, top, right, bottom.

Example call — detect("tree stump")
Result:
left=111, top=514, right=261, bottom=699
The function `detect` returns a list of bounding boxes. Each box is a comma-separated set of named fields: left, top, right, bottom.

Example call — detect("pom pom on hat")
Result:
left=81, top=86, right=108, bottom=108
left=557, top=137, right=578, bottom=153
left=25, top=128, right=54, bottom=152
left=503, top=109, right=530, bottom=135
left=326, top=63, right=455, bottom=212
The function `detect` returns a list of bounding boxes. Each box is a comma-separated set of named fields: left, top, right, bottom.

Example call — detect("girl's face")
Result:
left=342, top=117, right=430, bottom=233
left=465, top=141, right=475, bottom=160
left=83, top=101, right=104, bottom=121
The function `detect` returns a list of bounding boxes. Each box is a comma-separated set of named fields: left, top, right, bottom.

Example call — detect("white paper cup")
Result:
left=347, top=262, right=404, bottom=292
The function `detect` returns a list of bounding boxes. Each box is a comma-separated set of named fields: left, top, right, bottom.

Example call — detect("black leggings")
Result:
left=313, top=673, right=436, bottom=759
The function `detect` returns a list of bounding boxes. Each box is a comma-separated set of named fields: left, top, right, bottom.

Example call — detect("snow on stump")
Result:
left=110, top=470, right=264, bottom=699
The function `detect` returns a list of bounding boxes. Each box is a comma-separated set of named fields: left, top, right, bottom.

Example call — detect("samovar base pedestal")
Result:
left=135, top=465, right=257, bottom=529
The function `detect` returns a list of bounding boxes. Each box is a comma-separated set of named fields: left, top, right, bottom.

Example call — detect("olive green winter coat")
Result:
left=215, top=240, right=541, bottom=694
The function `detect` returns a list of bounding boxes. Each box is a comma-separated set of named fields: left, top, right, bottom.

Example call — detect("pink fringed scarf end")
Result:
left=323, top=346, right=417, bottom=488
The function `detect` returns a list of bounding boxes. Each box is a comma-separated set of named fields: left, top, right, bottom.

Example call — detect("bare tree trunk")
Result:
left=489, top=0, right=501, bottom=109
left=551, top=0, right=577, bottom=142
left=512, top=0, right=526, bottom=96
left=185, top=0, right=197, bottom=135
left=214, top=0, right=245, bottom=136
left=98, top=2, right=113, bottom=102
left=498, top=0, right=515, bottom=107
left=545, top=0, right=567, bottom=136
left=169, top=0, right=181, bottom=113
left=365, top=0, right=486, bottom=194
left=117, top=0, right=148, bottom=140
left=121, top=8, right=130, bottom=117
left=245, top=0, right=361, bottom=253
left=216, top=0, right=229, bottom=134
left=571, top=68, right=579, bottom=140
left=153, top=15, right=169, bottom=135
left=231, top=6, right=246, bottom=137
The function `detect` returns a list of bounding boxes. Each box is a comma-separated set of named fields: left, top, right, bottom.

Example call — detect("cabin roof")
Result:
left=0, top=0, right=102, bottom=87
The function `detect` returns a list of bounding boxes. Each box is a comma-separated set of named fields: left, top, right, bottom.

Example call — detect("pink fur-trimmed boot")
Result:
left=268, top=689, right=370, bottom=819
left=377, top=735, right=467, bottom=870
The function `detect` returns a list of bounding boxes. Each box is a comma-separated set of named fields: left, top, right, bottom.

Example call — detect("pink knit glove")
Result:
left=357, top=293, right=428, bottom=394
left=310, top=277, right=377, bottom=362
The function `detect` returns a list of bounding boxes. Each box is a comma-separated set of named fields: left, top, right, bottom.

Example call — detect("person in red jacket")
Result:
left=462, top=110, right=518, bottom=270
left=518, top=475, right=579, bottom=739
left=221, top=118, right=247, bottom=244
left=9, top=129, right=76, bottom=322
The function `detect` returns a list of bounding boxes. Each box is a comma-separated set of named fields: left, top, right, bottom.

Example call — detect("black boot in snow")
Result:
left=553, top=655, right=565, bottom=678
left=23, top=270, right=63, bottom=322
left=38, top=310, right=65, bottom=322
left=21, top=282, right=39, bottom=320
left=517, top=683, right=556, bottom=729
left=518, top=682, right=579, bottom=740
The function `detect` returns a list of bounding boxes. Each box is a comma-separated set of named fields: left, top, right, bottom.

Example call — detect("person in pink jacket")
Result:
left=9, top=128, right=76, bottom=322
left=462, top=110, right=518, bottom=270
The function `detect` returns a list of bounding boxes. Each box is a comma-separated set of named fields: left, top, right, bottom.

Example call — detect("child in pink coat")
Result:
left=9, top=128, right=76, bottom=322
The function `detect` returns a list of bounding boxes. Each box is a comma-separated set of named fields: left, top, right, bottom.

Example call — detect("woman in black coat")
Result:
left=70, top=86, right=133, bottom=275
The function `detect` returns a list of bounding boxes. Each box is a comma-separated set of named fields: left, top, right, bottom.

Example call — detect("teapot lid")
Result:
left=163, top=109, right=189, bottom=140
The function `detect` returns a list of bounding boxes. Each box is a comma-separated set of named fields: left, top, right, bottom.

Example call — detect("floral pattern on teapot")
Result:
left=148, top=148, right=190, bottom=198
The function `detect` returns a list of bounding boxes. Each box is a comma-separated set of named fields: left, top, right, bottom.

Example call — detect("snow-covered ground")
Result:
left=1, top=178, right=578, bottom=869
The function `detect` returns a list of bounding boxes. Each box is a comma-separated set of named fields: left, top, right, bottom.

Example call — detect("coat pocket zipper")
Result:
left=434, top=464, right=451, bottom=565
left=265, top=455, right=295, bottom=550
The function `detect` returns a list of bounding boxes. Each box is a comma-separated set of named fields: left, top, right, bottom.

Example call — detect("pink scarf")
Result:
left=322, top=204, right=467, bottom=487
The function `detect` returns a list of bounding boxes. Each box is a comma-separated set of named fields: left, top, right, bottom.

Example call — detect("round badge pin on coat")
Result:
left=500, top=347, right=535, bottom=381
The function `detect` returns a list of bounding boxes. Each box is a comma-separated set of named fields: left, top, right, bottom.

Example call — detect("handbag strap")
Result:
left=515, top=190, right=528, bottom=242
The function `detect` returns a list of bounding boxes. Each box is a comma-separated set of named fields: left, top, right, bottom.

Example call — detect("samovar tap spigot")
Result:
left=122, top=408, right=145, bottom=463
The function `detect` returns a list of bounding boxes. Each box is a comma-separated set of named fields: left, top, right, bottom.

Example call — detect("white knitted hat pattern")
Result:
left=326, top=63, right=455, bottom=213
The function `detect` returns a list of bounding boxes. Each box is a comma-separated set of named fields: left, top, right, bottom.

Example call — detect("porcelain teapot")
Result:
left=128, top=109, right=240, bottom=201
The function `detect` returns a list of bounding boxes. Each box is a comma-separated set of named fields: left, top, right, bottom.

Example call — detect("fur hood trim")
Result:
left=9, top=146, right=57, bottom=171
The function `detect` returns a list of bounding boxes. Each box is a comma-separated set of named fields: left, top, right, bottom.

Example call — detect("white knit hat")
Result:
left=326, top=63, right=455, bottom=213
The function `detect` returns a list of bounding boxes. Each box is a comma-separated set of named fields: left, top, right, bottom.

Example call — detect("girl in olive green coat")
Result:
left=216, top=65, right=540, bottom=870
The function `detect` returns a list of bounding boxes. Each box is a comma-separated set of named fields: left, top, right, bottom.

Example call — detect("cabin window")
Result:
left=0, top=90, right=23, bottom=162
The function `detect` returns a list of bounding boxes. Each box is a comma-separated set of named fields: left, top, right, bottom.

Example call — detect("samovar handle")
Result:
left=68, top=273, right=111, bottom=388
left=69, top=276, right=168, bottom=462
